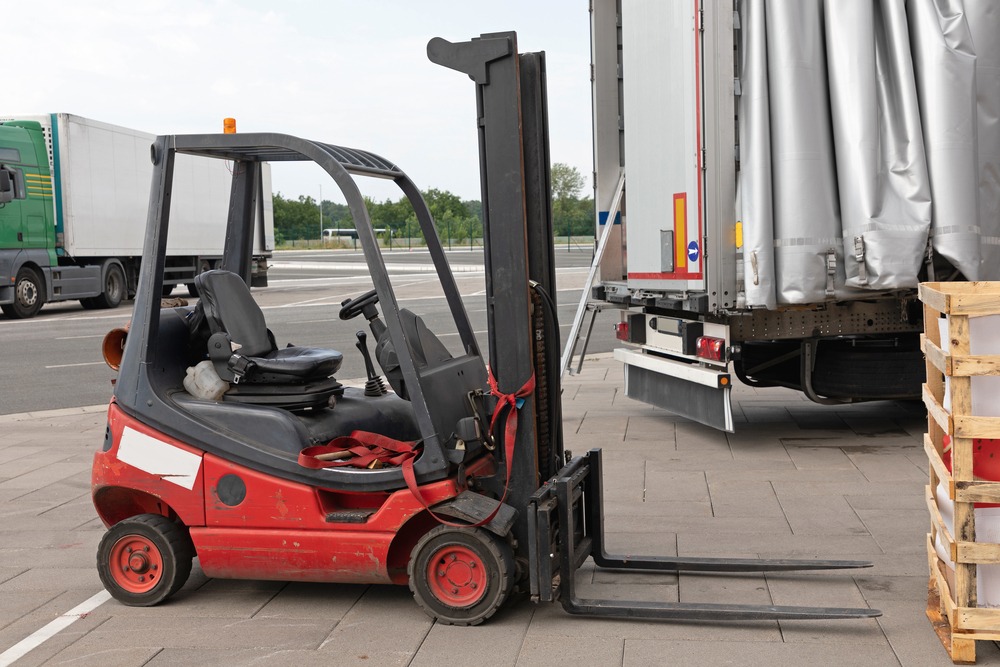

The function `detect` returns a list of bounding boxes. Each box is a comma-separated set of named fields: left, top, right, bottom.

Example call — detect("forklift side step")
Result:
left=325, top=508, right=377, bottom=524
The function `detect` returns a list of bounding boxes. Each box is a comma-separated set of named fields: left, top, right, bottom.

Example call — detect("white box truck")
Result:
left=0, top=113, right=274, bottom=319
left=591, top=1, right=1000, bottom=430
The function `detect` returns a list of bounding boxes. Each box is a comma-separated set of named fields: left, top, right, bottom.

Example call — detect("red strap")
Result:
left=299, top=370, right=535, bottom=530
left=401, top=367, right=535, bottom=529
left=299, top=431, right=419, bottom=469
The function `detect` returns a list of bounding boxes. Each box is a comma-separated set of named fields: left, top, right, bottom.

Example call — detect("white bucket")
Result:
left=939, top=315, right=1000, bottom=416
left=184, top=360, right=229, bottom=401
left=934, top=480, right=1000, bottom=607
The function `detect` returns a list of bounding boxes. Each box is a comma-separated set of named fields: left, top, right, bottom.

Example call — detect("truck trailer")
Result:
left=0, top=113, right=274, bottom=319
left=590, top=0, right=1000, bottom=431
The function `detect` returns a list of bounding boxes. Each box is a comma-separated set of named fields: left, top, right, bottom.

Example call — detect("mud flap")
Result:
left=616, top=348, right=734, bottom=432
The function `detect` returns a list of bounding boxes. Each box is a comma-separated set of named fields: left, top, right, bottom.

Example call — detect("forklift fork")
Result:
left=527, top=449, right=881, bottom=621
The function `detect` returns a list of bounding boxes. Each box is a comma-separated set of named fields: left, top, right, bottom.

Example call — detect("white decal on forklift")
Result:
left=0, top=590, right=111, bottom=667
left=117, top=427, right=202, bottom=490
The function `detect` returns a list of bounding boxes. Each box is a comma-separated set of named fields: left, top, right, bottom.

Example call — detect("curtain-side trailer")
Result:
left=591, top=0, right=1000, bottom=431
left=0, top=113, right=274, bottom=319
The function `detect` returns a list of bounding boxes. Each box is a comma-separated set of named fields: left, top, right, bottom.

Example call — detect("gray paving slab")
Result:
left=80, top=615, right=336, bottom=651
left=776, top=495, right=871, bottom=536
left=623, top=637, right=900, bottom=666
left=315, top=586, right=433, bottom=665
left=411, top=604, right=533, bottom=667
left=0, top=353, right=981, bottom=665
left=706, top=480, right=786, bottom=518
left=253, top=581, right=368, bottom=619
left=45, top=644, right=161, bottom=667
left=855, top=508, right=929, bottom=555
left=0, top=591, right=110, bottom=667
left=516, top=633, right=623, bottom=666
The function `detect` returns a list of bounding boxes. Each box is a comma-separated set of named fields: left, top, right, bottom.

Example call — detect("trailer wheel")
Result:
left=97, top=514, right=194, bottom=607
left=408, top=526, right=514, bottom=626
left=1, top=266, right=45, bottom=319
left=90, top=263, right=126, bottom=309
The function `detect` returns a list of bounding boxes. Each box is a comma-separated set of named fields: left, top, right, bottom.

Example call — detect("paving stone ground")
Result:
left=0, top=354, right=993, bottom=666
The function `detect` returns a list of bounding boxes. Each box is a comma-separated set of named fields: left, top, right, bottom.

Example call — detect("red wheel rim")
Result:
left=425, top=544, right=488, bottom=608
left=108, top=534, right=164, bottom=594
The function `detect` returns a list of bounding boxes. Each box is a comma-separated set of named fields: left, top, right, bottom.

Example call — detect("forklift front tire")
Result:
left=97, top=514, right=194, bottom=607
left=407, top=525, right=514, bottom=626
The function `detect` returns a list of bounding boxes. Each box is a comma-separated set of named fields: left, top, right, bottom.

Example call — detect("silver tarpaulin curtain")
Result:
left=739, top=0, right=1000, bottom=308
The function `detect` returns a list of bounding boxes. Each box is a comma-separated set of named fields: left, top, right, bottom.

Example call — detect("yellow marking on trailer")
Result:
left=674, top=194, right=687, bottom=271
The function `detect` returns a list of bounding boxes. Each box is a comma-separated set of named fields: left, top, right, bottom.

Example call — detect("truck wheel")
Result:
left=1, top=266, right=45, bottom=319
left=186, top=283, right=199, bottom=298
left=91, top=263, right=126, bottom=309
left=97, top=514, right=194, bottom=607
left=407, top=525, right=514, bottom=626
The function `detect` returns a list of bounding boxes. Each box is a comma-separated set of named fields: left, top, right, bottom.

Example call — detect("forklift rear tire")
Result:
left=97, top=514, right=194, bottom=607
left=407, top=525, right=514, bottom=626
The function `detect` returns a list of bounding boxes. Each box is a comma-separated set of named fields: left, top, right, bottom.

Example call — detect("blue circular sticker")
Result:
left=687, top=241, right=700, bottom=263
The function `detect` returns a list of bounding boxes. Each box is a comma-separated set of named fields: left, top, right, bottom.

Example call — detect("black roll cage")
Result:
left=114, top=133, right=482, bottom=492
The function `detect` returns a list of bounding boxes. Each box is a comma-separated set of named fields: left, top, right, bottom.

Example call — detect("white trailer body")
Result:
left=53, top=114, right=273, bottom=258
left=591, top=0, right=1000, bottom=430
left=1, top=113, right=273, bottom=304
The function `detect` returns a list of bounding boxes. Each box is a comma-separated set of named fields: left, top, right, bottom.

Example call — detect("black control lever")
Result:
left=355, top=330, right=388, bottom=397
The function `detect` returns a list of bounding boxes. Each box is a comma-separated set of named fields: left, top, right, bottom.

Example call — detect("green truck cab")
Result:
left=0, top=121, right=57, bottom=318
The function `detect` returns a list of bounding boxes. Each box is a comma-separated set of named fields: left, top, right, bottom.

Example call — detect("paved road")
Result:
left=0, top=248, right=612, bottom=415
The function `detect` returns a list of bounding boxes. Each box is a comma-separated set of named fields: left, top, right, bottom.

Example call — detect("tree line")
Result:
left=271, top=163, right=594, bottom=245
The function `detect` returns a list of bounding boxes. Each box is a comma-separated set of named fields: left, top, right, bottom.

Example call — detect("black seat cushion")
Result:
left=252, top=345, right=342, bottom=379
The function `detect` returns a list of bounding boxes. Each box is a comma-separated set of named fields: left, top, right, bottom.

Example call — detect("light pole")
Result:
left=318, top=184, right=323, bottom=246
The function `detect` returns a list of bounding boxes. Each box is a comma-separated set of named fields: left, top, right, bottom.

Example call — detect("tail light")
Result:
left=696, top=336, right=726, bottom=362
left=614, top=321, right=629, bottom=341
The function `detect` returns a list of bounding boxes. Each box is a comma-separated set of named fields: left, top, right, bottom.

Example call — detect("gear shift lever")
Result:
left=356, top=330, right=388, bottom=397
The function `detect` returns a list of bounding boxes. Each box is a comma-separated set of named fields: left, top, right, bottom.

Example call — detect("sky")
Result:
left=8, top=0, right=594, bottom=205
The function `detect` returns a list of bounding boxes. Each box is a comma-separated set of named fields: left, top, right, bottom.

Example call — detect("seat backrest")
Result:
left=374, top=309, right=453, bottom=400
left=194, top=270, right=273, bottom=357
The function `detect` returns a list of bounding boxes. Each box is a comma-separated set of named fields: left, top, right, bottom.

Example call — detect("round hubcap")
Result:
left=108, top=535, right=163, bottom=594
left=426, top=545, right=487, bottom=607
left=16, top=279, right=37, bottom=307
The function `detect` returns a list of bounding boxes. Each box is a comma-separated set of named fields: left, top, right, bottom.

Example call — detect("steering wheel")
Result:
left=339, top=289, right=380, bottom=320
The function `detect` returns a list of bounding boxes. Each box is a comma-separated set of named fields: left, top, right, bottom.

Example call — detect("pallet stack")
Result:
left=922, top=282, right=1000, bottom=664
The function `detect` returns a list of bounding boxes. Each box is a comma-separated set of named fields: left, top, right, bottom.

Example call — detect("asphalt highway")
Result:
left=0, top=247, right=614, bottom=415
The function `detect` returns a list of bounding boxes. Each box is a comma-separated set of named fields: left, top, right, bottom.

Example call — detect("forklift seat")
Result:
left=192, top=270, right=344, bottom=409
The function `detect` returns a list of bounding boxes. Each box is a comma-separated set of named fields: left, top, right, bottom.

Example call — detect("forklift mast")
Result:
left=429, top=32, right=565, bottom=554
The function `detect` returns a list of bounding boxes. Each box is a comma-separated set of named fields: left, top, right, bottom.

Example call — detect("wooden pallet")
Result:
left=921, top=282, right=1000, bottom=663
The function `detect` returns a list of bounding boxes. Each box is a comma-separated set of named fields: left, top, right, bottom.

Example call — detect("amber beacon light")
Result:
left=223, top=117, right=237, bottom=134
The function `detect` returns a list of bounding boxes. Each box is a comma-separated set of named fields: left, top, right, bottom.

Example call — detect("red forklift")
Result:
left=92, top=32, right=879, bottom=625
